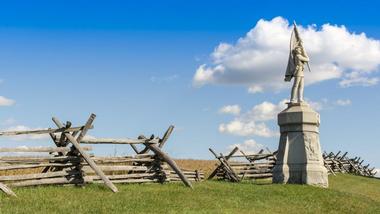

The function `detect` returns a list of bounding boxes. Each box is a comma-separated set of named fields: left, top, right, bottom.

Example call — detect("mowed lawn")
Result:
left=0, top=174, right=379, bottom=214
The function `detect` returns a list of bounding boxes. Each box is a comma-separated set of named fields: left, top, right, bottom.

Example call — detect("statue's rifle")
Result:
left=293, top=21, right=312, bottom=72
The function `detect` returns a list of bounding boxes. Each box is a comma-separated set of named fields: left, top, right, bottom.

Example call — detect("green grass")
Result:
left=1, top=174, right=379, bottom=214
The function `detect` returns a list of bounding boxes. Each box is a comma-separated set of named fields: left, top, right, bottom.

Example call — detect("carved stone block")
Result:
left=273, top=102, right=328, bottom=188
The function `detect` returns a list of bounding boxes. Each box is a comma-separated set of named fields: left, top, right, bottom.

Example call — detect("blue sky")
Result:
left=0, top=1, right=379, bottom=169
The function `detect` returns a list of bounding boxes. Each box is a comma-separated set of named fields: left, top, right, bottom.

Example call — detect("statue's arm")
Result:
left=296, top=54, right=309, bottom=62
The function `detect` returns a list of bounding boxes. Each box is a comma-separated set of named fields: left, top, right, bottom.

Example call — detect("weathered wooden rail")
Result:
left=323, top=151, right=377, bottom=177
left=0, top=114, right=203, bottom=197
left=209, top=147, right=377, bottom=183
left=208, top=147, right=277, bottom=182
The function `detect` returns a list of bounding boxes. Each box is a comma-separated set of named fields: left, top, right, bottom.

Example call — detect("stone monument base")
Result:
left=272, top=102, right=328, bottom=188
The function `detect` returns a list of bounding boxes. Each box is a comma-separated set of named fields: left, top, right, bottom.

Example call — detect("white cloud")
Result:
left=3, top=125, right=50, bottom=141
left=306, top=99, right=325, bottom=111
left=339, top=71, right=379, bottom=87
left=249, top=100, right=287, bottom=121
left=193, top=17, right=380, bottom=92
left=228, top=139, right=264, bottom=154
left=219, top=105, right=241, bottom=115
left=335, top=99, right=352, bottom=106
left=248, top=85, right=264, bottom=93
left=219, top=120, right=277, bottom=137
left=218, top=100, right=286, bottom=137
left=0, top=96, right=15, bottom=106
left=218, top=98, right=329, bottom=138
left=218, top=97, right=354, bottom=138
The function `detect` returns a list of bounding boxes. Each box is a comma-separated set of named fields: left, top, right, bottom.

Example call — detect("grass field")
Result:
left=0, top=174, right=379, bottom=214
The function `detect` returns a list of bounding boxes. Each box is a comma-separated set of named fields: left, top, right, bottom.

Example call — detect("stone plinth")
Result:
left=272, top=102, right=328, bottom=188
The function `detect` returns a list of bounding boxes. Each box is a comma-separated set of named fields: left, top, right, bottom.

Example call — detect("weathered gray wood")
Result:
left=208, top=147, right=239, bottom=180
left=80, top=138, right=159, bottom=145
left=131, top=135, right=156, bottom=154
left=322, top=151, right=377, bottom=177
left=0, top=170, right=79, bottom=181
left=340, top=152, right=348, bottom=160
left=195, top=170, right=201, bottom=181
left=0, top=182, right=16, bottom=197
left=85, top=173, right=156, bottom=180
left=57, top=122, right=71, bottom=147
left=10, top=177, right=87, bottom=187
left=147, top=144, right=193, bottom=189
left=0, top=146, right=92, bottom=153
left=82, top=165, right=147, bottom=173
left=242, top=173, right=273, bottom=178
left=0, top=163, right=76, bottom=170
left=92, top=158, right=154, bottom=164
left=227, top=154, right=275, bottom=160
left=49, top=133, right=58, bottom=143
left=239, top=149, right=251, bottom=162
left=167, top=174, right=204, bottom=179
left=229, top=162, right=276, bottom=167
left=334, top=151, right=341, bottom=159
left=134, top=154, right=155, bottom=158
left=347, top=159, right=364, bottom=176
left=159, top=125, right=174, bottom=148
left=130, top=144, right=140, bottom=154
left=234, top=168, right=272, bottom=174
left=0, top=126, right=93, bottom=136
left=324, top=160, right=336, bottom=176
left=91, top=179, right=159, bottom=184
left=166, top=170, right=205, bottom=176
left=219, top=153, right=240, bottom=182
left=167, top=178, right=198, bottom=182
left=209, top=147, right=277, bottom=181
left=52, top=117, right=118, bottom=193
left=76, top=114, right=96, bottom=143
left=209, top=149, right=239, bottom=182
left=0, top=155, right=80, bottom=163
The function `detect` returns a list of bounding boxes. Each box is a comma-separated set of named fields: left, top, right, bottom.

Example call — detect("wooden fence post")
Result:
left=52, top=117, right=118, bottom=193
left=208, top=147, right=239, bottom=180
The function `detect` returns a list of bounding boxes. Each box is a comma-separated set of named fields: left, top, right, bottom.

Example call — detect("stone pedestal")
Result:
left=272, top=102, right=328, bottom=188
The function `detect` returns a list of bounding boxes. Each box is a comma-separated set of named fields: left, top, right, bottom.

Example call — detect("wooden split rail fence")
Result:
left=0, top=114, right=204, bottom=197
left=323, top=151, right=377, bottom=177
left=208, top=147, right=277, bottom=182
left=209, top=147, right=377, bottom=182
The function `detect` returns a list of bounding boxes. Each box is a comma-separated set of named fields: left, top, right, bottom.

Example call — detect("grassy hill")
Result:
left=0, top=174, right=379, bottom=213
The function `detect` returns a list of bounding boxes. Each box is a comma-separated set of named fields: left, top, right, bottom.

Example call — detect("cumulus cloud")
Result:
left=335, top=99, right=352, bottom=106
left=306, top=99, right=325, bottom=111
left=228, top=139, right=264, bottom=153
left=193, top=17, right=380, bottom=92
left=218, top=98, right=335, bottom=137
left=304, top=98, right=353, bottom=109
left=0, top=96, right=15, bottom=106
left=219, top=100, right=287, bottom=137
left=219, top=120, right=277, bottom=137
left=249, top=100, right=287, bottom=121
left=339, top=72, right=379, bottom=87
left=218, top=97, right=354, bottom=140
left=219, top=105, right=241, bottom=115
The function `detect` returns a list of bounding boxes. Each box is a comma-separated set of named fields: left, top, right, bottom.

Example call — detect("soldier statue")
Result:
left=285, top=22, right=311, bottom=103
